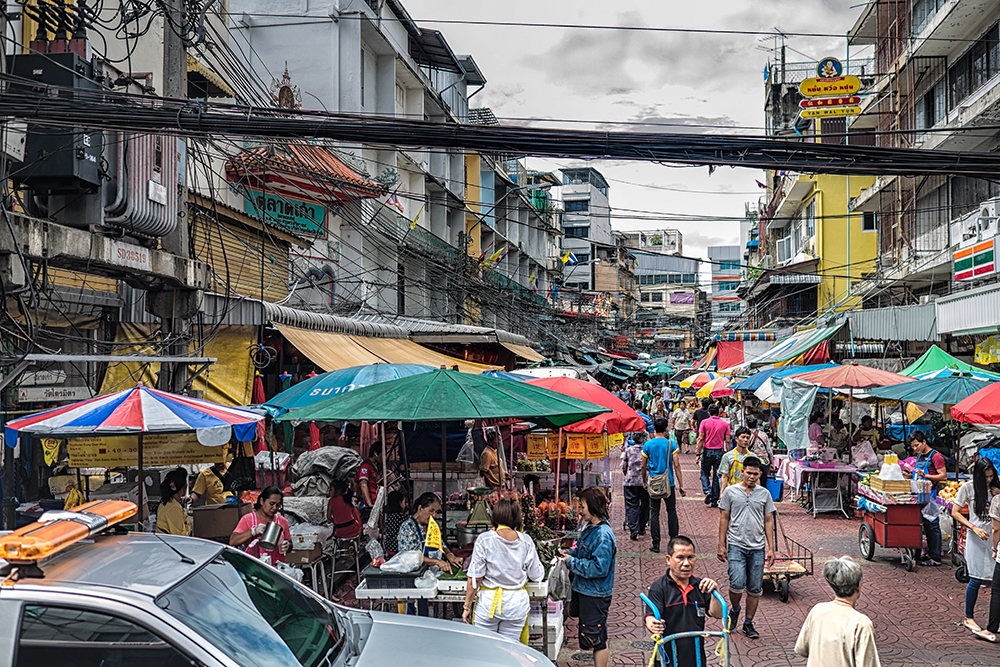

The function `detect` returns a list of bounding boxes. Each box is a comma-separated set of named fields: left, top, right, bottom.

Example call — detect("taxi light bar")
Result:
left=0, top=500, right=137, bottom=564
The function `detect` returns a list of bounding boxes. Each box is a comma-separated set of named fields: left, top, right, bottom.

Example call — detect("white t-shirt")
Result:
left=466, top=530, right=545, bottom=589
left=956, top=481, right=991, bottom=532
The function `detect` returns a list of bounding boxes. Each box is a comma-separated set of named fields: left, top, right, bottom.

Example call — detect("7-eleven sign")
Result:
left=955, top=238, right=996, bottom=280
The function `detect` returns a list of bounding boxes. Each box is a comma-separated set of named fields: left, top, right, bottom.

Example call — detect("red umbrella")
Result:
left=785, top=363, right=915, bottom=390
left=525, top=376, right=646, bottom=434
left=952, top=383, right=1000, bottom=424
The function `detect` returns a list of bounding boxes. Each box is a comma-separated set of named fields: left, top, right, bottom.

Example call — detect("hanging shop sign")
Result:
left=585, top=434, right=607, bottom=459
left=955, top=237, right=996, bottom=281
left=18, top=385, right=93, bottom=402
left=244, top=189, right=326, bottom=237
left=817, top=57, right=844, bottom=78
left=526, top=433, right=548, bottom=460
left=565, top=434, right=587, bottom=459
left=800, top=96, right=861, bottom=108
left=800, top=106, right=861, bottom=118
left=67, top=433, right=225, bottom=468
left=799, top=76, right=862, bottom=97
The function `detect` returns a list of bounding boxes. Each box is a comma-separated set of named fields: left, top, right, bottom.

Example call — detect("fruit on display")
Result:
left=938, top=480, right=962, bottom=501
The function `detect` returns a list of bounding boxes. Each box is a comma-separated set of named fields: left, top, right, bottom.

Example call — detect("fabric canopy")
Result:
left=902, top=344, right=1000, bottom=379
left=787, top=363, right=914, bottom=390
left=352, top=336, right=492, bottom=373
left=952, top=382, right=1000, bottom=425
left=717, top=339, right=775, bottom=371
left=500, top=341, right=546, bottom=363
left=276, top=324, right=382, bottom=370
left=750, top=324, right=843, bottom=367
left=731, top=362, right=837, bottom=392
left=265, top=364, right=436, bottom=413
left=778, top=377, right=819, bottom=450
left=867, top=375, right=993, bottom=409
left=524, top=376, right=646, bottom=434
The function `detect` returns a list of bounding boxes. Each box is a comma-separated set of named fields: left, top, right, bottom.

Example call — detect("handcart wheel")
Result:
left=858, top=523, right=875, bottom=561
left=901, top=549, right=916, bottom=572
left=778, top=577, right=789, bottom=603
left=956, top=564, right=970, bottom=584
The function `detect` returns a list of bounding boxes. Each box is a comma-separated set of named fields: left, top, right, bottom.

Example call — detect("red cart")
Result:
left=858, top=504, right=922, bottom=572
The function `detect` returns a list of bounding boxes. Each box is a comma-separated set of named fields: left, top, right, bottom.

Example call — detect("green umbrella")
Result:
left=645, top=362, right=675, bottom=376
left=276, top=368, right=610, bottom=427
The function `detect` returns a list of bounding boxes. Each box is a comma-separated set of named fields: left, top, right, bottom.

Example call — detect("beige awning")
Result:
left=350, top=336, right=492, bottom=373
left=500, top=341, right=546, bottom=363
left=276, top=324, right=382, bottom=371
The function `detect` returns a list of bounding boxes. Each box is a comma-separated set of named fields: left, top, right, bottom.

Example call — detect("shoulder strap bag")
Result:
left=646, top=443, right=673, bottom=499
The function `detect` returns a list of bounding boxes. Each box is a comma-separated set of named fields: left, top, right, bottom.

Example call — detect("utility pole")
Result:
left=1, top=2, right=14, bottom=530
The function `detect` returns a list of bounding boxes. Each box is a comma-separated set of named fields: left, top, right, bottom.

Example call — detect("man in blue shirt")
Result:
left=633, top=400, right=654, bottom=433
left=642, top=417, right=687, bottom=553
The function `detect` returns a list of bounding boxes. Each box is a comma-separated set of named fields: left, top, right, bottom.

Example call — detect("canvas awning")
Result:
left=351, top=336, right=492, bottom=373
left=501, top=341, right=546, bottom=362
left=275, top=324, right=383, bottom=371
left=750, top=324, right=844, bottom=367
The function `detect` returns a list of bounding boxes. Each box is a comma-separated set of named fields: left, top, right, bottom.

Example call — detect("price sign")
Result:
left=565, top=434, right=586, bottom=459
left=526, top=434, right=548, bottom=460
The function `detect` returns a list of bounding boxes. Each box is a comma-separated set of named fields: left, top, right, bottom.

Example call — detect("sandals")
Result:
left=919, top=559, right=941, bottom=567
left=973, top=628, right=997, bottom=643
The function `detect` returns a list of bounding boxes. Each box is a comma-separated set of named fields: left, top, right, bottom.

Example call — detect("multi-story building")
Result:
left=593, top=231, right=638, bottom=325
left=707, top=245, right=744, bottom=328
left=559, top=167, right=612, bottom=292
left=621, top=229, right=683, bottom=256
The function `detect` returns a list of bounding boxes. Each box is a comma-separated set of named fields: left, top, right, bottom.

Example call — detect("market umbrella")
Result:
left=952, top=382, right=1000, bottom=424
left=915, top=366, right=1000, bottom=383
left=786, top=363, right=914, bottom=390
left=696, top=376, right=734, bottom=399
left=5, top=383, right=264, bottom=514
left=902, top=344, right=1000, bottom=378
left=480, top=370, right=534, bottom=382
left=523, top=376, right=646, bottom=434
left=679, top=371, right=718, bottom=389
left=645, top=362, right=675, bottom=376
left=730, top=362, right=837, bottom=392
left=265, top=363, right=436, bottom=414
left=866, top=374, right=993, bottom=409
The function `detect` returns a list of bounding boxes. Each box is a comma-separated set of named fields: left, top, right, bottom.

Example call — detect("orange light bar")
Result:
left=0, top=500, right=137, bottom=564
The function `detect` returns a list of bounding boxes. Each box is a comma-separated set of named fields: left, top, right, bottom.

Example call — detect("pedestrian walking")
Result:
left=952, top=458, right=1000, bottom=638
left=717, top=456, right=775, bottom=639
left=633, top=400, right=654, bottom=433
left=794, top=556, right=881, bottom=667
left=642, top=417, right=686, bottom=553
left=621, top=431, right=650, bottom=540
left=696, top=403, right=730, bottom=507
left=643, top=535, right=723, bottom=666
left=671, top=400, right=692, bottom=455
left=910, top=431, right=947, bottom=566
left=719, top=426, right=757, bottom=497
left=693, top=397, right=711, bottom=433
left=558, top=487, right=616, bottom=667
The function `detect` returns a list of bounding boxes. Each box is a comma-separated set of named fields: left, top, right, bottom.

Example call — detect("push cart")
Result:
left=858, top=503, right=922, bottom=572
left=764, top=510, right=813, bottom=602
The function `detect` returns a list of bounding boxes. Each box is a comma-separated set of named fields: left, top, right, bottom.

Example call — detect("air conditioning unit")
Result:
left=546, top=258, right=562, bottom=272
left=760, top=254, right=772, bottom=269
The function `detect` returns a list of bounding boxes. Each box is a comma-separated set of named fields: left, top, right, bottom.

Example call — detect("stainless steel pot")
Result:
left=259, top=521, right=282, bottom=551
left=457, top=522, right=487, bottom=547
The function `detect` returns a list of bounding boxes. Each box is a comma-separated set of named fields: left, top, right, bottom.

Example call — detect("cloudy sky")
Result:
left=407, top=0, right=873, bottom=269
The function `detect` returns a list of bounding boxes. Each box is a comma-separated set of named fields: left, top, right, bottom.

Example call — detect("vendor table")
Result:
left=355, top=579, right=553, bottom=656
left=778, top=460, right=857, bottom=518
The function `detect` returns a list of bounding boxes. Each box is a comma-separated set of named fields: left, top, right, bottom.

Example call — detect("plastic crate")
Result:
left=361, top=564, right=428, bottom=589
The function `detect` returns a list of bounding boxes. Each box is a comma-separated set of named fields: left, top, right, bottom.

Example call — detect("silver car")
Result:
left=0, top=532, right=555, bottom=667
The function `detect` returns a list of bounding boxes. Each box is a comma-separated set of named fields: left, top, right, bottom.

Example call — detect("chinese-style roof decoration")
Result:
left=226, top=143, right=390, bottom=206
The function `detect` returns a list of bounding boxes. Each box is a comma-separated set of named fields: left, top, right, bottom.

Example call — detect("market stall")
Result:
left=856, top=456, right=933, bottom=572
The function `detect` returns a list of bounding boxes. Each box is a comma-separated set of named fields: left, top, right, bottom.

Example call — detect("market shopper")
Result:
left=808, top=412, right=827, bottom=448
left=986, top=493, right=1000, bottom=641
left=558, top=487, right=616, bottom=667
left=910, top=431, right=947, bottom=566
left=794, top=556, right=881, bottom=667
left=381, top=490, right=409, bottom=555
left=230, top=486, right=291, bottom=564
left=328, top=478, right=362, bottom=539
left=189, top=460, right=233, bottom=506
left=671, top=400, right=693, bottom=455
left=853, top=416, right=882, bottom=448
left=644, top=535, right=723, bottom=666
left=462, top=498, right=545, bottom=643
left=953, top=458, right=1000, bottom=636
left=746, top=417, right=774, bottom=474
left=480, top=430, right=508, bottom=488
left=633, top=400, right=654, bottom=433
left=718, top=456, right=776, bottom=640
left=719, top=427, right=757, bottom=496
left=642, top=418, right=685, bottom=553
left=622, top=431, right=650, bottom=540
left=696, top=403, right=730, bottom=507
left=155, top=467, right=191, bottom=536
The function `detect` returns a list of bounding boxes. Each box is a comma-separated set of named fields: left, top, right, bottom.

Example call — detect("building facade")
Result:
left=707, top=245, right=744, bottom=329
left=559, top=167, right=612, bottom=292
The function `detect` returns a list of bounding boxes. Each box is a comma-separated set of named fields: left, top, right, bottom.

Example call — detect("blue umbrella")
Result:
left=265, top=363, right=436, bottom=414
left=731, top=362, right=838, bottom=392
left=480, top=370, right=533, bottom=382
left=915, top=367, right=1000, bottom=382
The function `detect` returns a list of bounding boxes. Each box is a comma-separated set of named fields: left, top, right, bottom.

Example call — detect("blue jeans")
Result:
left=700, top=449, right=723, bottom=501
left=727, top=545, right=765, bottom=597
left=967, top=578, right=989, bottom=619
left=922, top=517, right=942, bottom=562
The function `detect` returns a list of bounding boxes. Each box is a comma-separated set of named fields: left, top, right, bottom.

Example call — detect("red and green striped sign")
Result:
left=955, top=239, right=996, bottom=280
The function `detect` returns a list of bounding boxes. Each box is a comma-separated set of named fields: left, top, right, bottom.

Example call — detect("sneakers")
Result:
left=742, top=619, right=760, bottom=640
left=728, top=605, right=740, bottom=632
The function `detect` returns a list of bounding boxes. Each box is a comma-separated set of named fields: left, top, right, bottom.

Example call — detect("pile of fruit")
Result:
left=537, top=499, right=577, bottom=530
left=519, top=493, right=560, bottom=564
left=516, top=460, right=551, bottom=472
left=938, top=480, right=962, bottom=502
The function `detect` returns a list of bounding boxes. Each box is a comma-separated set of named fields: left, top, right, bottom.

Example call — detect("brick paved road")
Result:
left=556, top=452, right=1000, bottom=667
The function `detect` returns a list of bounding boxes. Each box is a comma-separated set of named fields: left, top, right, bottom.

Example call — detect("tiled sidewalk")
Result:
left=556, top=453, right=1000, bottom=667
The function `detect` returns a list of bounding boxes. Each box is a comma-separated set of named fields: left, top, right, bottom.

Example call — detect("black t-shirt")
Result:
left=646, top=573, right=712, bottom=666
left=693, top=408, right=710, bottom=432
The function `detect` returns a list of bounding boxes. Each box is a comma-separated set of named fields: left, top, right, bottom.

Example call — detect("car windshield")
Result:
left=160, top=550, right=343, bottom=667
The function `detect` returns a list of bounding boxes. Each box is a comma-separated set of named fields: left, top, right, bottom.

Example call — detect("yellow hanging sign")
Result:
left=526, top=434, right=548, bottom=460
left=585, top=434, right=607, bottom=459
left=41, top=438, right=61, bottom=466
left=799, top=106, right=860, bottom=118
left=798, top=75, right=861, bottom=97
left=609, top=433, right=625, bottom=447
left=67, top=433, right=225, bottom=468
left=565, top=434, right=587, bottom=459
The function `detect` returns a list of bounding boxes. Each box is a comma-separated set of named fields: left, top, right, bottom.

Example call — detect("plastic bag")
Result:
left=851, top=441, right=879, bottom=469
left=548, top=557, right=572, bottom=601
left=379, top=550, right=423, bottom=573
left=457, top=429, right=476, bottom=464
left=275, top=562, right=304, bottom=583
left=366, top=537, right=385, bottom=561
left=415, top=570, right=439, bottom=589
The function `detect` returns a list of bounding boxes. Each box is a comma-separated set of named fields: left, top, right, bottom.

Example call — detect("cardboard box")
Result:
left=285, top=545, right=323, bottom=565
left=192, top=503, right=251, bottom=540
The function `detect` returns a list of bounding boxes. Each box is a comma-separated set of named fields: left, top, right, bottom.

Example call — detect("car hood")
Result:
left=353, top=610, right=554, bottom=667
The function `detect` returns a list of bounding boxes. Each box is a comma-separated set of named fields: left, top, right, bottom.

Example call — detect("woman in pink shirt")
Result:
left=230, top=486, right=291, bottom=564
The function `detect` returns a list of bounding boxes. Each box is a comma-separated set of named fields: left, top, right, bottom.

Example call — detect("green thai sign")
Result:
left=244, top=190, right=326, bottom=237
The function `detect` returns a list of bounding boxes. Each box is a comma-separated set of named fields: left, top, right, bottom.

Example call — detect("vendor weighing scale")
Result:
left=457, top=487, right=493, bottom=546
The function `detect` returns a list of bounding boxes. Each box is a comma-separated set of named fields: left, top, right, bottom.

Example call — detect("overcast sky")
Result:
left=407, top=0, right=872, bottom=273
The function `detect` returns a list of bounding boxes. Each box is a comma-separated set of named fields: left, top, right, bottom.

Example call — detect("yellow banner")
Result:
left=565, top=434, right=586, bottom=459
left=800, top=106, right=860, bottom=118
left=548, top=433, right=563, bottom=459
left=526, top=434, right=548, bottom=460
left=798, top=75, right=861, bottom=97
left=609, top=433, right=625, bottom=447
left=586, top=434, right=607, bottom=459
left=67, top=433, right=225, bottom=468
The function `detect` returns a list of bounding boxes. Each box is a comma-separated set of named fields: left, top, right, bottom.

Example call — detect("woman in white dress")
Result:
left=951, top=457, right=1000, bottom=637
left=462, top=498, right=545, bottom=643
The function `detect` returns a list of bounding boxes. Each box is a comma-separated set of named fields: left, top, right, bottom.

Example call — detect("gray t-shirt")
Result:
left=719, top=484, right=775, bottom=551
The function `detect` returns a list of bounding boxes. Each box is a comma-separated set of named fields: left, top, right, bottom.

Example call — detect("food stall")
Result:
left=856, top=463, right=932, bottom=572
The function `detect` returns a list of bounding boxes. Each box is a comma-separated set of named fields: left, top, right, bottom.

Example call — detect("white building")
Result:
left=558, top=167, right=612, bottom=291
left=707, top=245, right=744, bottom=328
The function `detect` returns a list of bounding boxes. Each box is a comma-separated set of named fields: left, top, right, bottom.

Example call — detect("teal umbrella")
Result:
left=266, top=363, right=435, bottom=414
left=866, top=374, right=994, bottom=410
left=645, top=362, right=675, bottom=376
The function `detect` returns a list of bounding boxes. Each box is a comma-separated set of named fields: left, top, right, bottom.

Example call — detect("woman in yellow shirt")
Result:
left=156, top=467, right=191, bottom=536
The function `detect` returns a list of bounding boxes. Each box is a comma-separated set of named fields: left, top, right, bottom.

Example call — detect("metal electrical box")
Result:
left=6, top=52, right=104, bottom=191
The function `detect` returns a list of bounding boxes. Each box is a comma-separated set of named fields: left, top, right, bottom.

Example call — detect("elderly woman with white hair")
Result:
left=794, top=556, right=881, bottom=667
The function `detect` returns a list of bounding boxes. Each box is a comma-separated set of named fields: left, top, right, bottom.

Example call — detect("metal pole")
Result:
left=440, top=421, right=448, bottom=531
left=137, top=432, right=145, bottom=530
left=3, top=434, right=17, bottom=530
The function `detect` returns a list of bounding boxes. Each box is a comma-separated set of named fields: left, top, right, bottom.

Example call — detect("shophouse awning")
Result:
left=501, top=342, right=546, bottom=362
left=275, top=324, right=384, bottom=370
left=847, top=302, right=939, bottom=342
left=750, top=323, right=844, bottom=367
left=351, top=336, right=493, bottom=373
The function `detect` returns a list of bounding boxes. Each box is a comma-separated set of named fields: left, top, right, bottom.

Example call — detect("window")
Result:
left=650, top=292, right=664, bottom=303
left=564, top=199, right=590, bottom=213
left=716, top=281, right=739, bottom=291
left=949, top=24, right=1000, bottom=109
left=804, top=200, right=816, bottom=238
left=16, top=606, right=196, bottom=667
left=640, top=292, right=651, bottom=302
left=565, top=281, right=589, bottom=290
left=951, top=176, right=1000, bottom=219
left=719, top=261, right=740, bottom=271
left=916, top=78, right=947, bottom=129
left=564, top=226, right=589, bottom=238
left=862, top=212, right=877, bottom=232
left=682, top=273, right=697, bottom=283
left=776, top=235, right=792, bottom=263
left=574, top=253, right=590, bottom=264
left=912, top=0, right=946, bottom=34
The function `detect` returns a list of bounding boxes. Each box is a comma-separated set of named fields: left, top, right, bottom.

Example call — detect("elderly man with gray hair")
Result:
left=794, top=556, right=881, bottom=667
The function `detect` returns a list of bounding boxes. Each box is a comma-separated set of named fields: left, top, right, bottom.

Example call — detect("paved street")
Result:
left=556, top=453, right=1000, bottom=667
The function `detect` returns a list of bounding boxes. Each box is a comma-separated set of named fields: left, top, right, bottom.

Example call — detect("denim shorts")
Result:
left=727, top=545, right=765, bottom=597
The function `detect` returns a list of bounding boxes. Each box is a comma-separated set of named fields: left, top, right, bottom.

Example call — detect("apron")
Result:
left=472, top=526, right=531, bottom=645
left=914, top=452, right=940, bottom=524
left=966, top=489, right=997, bottom=581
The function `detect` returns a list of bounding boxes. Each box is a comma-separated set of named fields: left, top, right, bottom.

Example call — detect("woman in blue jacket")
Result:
left=558, top=487, right=617, bottom=667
